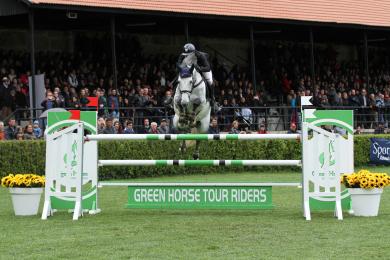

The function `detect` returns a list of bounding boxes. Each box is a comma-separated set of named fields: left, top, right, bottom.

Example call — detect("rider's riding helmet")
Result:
left=183, top=43, right=196, bottom=54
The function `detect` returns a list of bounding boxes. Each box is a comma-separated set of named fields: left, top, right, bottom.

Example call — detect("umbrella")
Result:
left=39, top=108, right=67, bottom=119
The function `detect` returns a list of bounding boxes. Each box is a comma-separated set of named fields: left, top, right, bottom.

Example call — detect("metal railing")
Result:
left=3, top=105, right=390, bottom=132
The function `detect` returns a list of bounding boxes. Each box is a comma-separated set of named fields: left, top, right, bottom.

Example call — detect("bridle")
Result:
left=179, top=71, right=204, bottom=95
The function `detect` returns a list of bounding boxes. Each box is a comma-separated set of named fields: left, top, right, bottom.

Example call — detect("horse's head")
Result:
left=177, top=64, right=196, bottom=107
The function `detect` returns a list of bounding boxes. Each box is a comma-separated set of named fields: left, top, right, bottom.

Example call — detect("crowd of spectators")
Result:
left=0, top=118, right=42, bottom=140
left=1, top=39, right=390, bottom=136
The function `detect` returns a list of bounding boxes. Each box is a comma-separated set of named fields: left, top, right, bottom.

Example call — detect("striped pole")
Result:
left=98, top=160, right=301, bottom=167
left=87, top=133, right=300, bottom=141
left=98, top=182, right=302, bottom=187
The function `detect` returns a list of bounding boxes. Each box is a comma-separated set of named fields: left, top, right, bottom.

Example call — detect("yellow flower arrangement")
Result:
left=341, top=170, right=390, bottom=189
left=1, top=174, right=45, bottom=188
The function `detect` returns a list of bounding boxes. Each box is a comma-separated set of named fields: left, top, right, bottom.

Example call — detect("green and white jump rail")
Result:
left=98, top=159, right=301, bottom=167
left=86, top=133, right=301, bottom=141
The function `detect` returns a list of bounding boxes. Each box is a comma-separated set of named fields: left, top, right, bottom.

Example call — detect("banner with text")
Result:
left=127, top=185, right=272, bottom=209
left=370, top=138, right=390, bottom=165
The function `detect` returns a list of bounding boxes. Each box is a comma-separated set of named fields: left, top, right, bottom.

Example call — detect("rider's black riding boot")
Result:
left=207, top=82, right=219, bottom=114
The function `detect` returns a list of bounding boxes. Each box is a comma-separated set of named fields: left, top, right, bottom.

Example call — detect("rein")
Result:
left=179, top=78, right=204, bottom=94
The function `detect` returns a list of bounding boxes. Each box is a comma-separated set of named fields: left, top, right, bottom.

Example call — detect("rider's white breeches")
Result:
left=203, top=71, right=213, bottom=86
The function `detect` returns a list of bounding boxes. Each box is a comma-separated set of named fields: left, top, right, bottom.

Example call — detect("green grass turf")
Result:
left=0, top=166, right=389, bottom=259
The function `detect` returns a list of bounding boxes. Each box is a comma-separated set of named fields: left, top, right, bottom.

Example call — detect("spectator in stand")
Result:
left=114, top=121, right=123, bottom=134
left=149, top=122, right=159, bottom=134
left=355, top=125, right=363, bottom=135
left=121, top=98, right=133, bottom=119
left=348, top=89, right=360, bottom=107
left=257, top=124, right=267, bottom=134
left=141, top=118, right=150, bottom=134
left=229, top=120, right=245, bottom=134
left=252, top=91, right=266, bottom=127
left=16, top=128, right=24, bottom=140
left=208, top=118, right=220, bottom=134
left=161, top=90, right=174, bottom=115
left=368, top=93, right=377, bottom=128
left=97, top=117, right=105, bottom=134
left=374, top=122, right=385, bottom=134
left=385, top=91, right=390, bottom=125
left=124, top=121, right=136, bottom=134
left=68, top=95, right=80, bottom=109
left=102, top=118, right=115, bottom=134
left=287, top=122, right=300, bottom=134
left=23, top=124, right=36, bottom=140
left=158, top=119, right=170, bottom=134
left=376, top=93, right=385, bottom=124
left=5, top=118, right=17, bottom=140
left=68, top=69, right=78, bottom=88
left=33, top=120, right=42, bottom=138
left=97, top=89, right=107, bottom=117
left=0, top=77, right=13, bottom=119
left=341, top=92, right=350, bottom=106
left=134, top=88, right=149, bottom=129
left=41, top=91, right=57, bottom=111
left=108, top=89, right=120, bottom=119
left=0, top=121, right=5, bottom=140
left=218, top=99, right=231, bottom=131
left=53, top=90, right=65, bottom=108
left=79, top=88, right=89, bottom=108
left=8, top=88, right=17, bottom=115
left=359, top=89, right=369, bottom=128
left=13, top=84, right=28, bottom=119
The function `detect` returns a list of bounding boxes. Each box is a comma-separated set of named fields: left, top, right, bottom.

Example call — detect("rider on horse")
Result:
left=177, top=43, right=217, bottom=112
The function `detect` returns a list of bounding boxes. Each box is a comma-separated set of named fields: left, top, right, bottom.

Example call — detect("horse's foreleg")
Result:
left=179, top=140, right=187, bottom=154
left=193, top=140, right=200, bottom=160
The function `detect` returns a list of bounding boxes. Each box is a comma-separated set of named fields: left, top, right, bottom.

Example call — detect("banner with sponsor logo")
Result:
left=127, top=185, right=272, bottom=209
left=370, top=138, right=390, bottom=165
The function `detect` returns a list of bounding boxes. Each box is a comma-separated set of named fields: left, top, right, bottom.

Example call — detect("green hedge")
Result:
left=0, top=135, right=389, bottom=179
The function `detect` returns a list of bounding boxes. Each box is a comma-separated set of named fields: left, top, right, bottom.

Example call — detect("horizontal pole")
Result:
left=87, top=133, right=301, bottom=141
left=98, top=160, right=302, bottom=167
left=98, top=182, right=301, bottom=187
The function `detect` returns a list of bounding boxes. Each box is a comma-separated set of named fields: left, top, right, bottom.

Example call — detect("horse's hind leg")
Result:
left=193, top=140, right=200, bottom=160
left=179, top=140, right=187, bottom=153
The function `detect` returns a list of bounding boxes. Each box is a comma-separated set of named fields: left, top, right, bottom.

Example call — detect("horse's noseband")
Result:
left=179, top=76, right=204, bottom=95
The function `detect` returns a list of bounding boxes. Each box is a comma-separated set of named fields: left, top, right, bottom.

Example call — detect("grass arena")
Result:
left=1, top=169, right=390, bottom=259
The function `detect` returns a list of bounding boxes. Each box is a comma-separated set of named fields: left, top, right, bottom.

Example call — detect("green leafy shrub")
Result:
left=0, top=135, right=388, bottom=179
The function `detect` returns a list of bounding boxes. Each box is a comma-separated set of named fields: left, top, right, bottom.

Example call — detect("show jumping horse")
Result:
left=173, top=53, right=211, bottom=159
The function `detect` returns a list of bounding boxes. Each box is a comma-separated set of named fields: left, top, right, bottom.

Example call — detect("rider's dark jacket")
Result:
left=177, top=51, right=211, bottom=72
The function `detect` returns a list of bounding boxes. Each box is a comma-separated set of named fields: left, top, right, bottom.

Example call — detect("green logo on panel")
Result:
left=47, top=111, right=97, bottom=210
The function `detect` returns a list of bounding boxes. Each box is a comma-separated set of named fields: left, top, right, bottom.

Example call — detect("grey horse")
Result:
left=173, top=53, right=211, bottom=159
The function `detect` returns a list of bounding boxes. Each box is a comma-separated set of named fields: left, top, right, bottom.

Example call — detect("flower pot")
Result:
left=348, top=188, right=383, bottom=217
left=9, top=188, right=43, bottom=216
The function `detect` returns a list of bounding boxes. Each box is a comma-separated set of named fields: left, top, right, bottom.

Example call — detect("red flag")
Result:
left=87, top=97, right=98, bottom=107
left=69, top=110, right=81, bottom=120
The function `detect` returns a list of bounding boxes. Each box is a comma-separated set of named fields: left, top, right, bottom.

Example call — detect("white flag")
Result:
left=301, top=96, right=313, bottom=107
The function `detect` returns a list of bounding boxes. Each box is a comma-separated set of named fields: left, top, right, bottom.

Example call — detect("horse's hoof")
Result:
left=193, top=153, right=199, bottom=160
